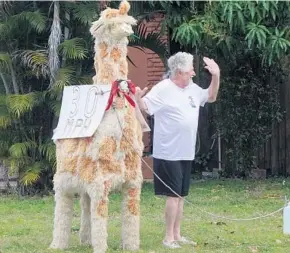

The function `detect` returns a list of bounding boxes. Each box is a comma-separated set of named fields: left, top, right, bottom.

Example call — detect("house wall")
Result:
left=128, top=13, right=167, bottom=180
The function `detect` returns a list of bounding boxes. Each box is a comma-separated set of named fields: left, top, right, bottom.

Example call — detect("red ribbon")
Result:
left=106, top=80, right=136, bottom=110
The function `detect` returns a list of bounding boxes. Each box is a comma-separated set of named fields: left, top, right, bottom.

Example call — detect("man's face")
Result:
left=178, top=66, right=196, bottom=85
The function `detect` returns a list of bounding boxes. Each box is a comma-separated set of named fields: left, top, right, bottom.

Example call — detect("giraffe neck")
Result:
left=93, top=37, right=129, bottom=85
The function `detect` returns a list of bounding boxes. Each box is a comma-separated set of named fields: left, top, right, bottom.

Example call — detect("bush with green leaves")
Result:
left=162, top=1, right=290, bottom=174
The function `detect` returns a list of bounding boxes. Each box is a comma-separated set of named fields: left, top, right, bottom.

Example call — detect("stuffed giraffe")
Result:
left=50, top=1, right=146, bottom=253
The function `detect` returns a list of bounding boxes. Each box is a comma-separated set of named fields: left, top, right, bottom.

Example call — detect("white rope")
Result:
left=113, top=108, right=286, bottom=222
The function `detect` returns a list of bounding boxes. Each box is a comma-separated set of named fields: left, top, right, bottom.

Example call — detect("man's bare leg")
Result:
left=173, top=198, right=184, bottom=240
left=164, top=197, right=179, bottom=242
left=173, top=198, right=197, bottom=246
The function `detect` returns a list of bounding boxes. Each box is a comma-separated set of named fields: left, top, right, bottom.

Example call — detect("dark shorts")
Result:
left=153, top=158, right=192, bottom=197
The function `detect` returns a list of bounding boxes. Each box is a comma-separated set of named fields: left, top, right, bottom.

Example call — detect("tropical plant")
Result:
left=155, top=1, right=290, bottom=174
left=0, top=1, right=95, bottom=190
left=0, top=0, right=169, bottom=192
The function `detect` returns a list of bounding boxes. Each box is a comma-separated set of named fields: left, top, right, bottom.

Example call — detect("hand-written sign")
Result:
left=52, top=85, right=111, bottom=140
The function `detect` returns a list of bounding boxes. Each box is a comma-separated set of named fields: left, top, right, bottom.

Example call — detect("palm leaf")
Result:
left=0, top=110, right=12, bottom=129
left=19, top=11, right=46, bottom=33
left=4, top=156, right=32, bottom=175
left=21, top=170, right=40, bottom=186
left=39, top=141, right=56, bottom=168
left=20, top=162, right=42, bottom=186
left=0, top=53, right=12, bottom=72
left=48, top=73, right=91, bottom=115
left=0, top=116, right=11, bottom=128
left=47, top=67, right=77, bottom=103
left=53, top=67, right=77, bottom=90
left=0, top=95, right=12, bottom=128
left=6, top=93, right=40, bottom=118
left=129, top=24, right=168, bottom=67
left=58, top=38, right=88, bottom=60
left=77, top=75, right=93, bottom=85
left=48, top=100, right=62, bottom=116
left=0, top=23, right=9, bottom=40
left=9, top=141, right=37, bottom=158
left=66, top=1, right=99, bottom=26
left=0, top=1, right=13, bottom=17
left=8, top=11, right=47, bottom=34
left=12, top=50, right=49, bottom=79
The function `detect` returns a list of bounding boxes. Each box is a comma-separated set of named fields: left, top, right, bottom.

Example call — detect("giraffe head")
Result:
left=90, top=0, right=136, bottom=41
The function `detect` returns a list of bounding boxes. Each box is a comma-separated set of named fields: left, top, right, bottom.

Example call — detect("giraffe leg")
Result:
left=121, top=183, right=142, bottom=251
left=50, top=189, right=74, bottom=249
left=80, top=192, right=91, bottom=245
left=89, top=181, right=111, bottom=253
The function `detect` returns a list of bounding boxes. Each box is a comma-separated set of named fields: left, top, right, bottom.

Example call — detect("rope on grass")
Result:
left=113, top=108, right=287, bottom=222
left=139, top=151, right=285, bottom=221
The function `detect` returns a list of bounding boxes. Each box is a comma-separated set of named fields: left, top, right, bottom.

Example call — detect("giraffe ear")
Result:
left=119, top=0, right=130, bottom=15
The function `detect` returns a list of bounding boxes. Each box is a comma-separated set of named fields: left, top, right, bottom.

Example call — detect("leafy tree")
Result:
left=158, top=1, right=290, bottom=175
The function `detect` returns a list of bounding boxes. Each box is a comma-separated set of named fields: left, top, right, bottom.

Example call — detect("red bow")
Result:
left=106, top=80, right=136, bottom=110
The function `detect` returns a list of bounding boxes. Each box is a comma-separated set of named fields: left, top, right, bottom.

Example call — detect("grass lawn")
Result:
left=1, top=179, right=290, bottom=253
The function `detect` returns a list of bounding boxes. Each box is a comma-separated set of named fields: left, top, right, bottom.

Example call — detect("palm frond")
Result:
left=129, top=24, right=168, bottom=67
left=20, top=162, right=42, bottom=186
left=39, top=141, right=56, bottom=168
left=9, top=141, right=37, bottom=158
left=0, top=105, right=12, bottom=128
left=0, top=10, right=46, bottom=41
left=0, top=95, right=12, bottom=128
left=0, top=53, right=12, bottom=72
left=59, top=38, right=88, bottom=60
left=0, top=116, right=11, bottom=128
left=21, top=170, right=40, bottom=186
left=12, top=50, right=49, bottom=79
left=77, top=75, right=93, bottom=85
left=21, top=11, right=46, bottom=33
left=52, top=67, right=77, bottom=91
left=0, top=1, right=13, bottom=17
left=48, top=100, right=61, bottom=116
left=66, top=2, right=99, bottom=26
left=6, top=93, right=41, bottom=118
left=0, top=23, right=9, bottom=40
left=10, top=11, right=47, bottom=34
left=4, top=156, right=33, bottom=175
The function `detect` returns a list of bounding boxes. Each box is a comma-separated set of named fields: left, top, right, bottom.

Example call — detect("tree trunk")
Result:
left=48, top=0, right=61, bottom=87
left=62, top=11, right=70, bottom=66
left=0, top=72, right=11, bottom=95
left=9, top=62, right=19, bottom=94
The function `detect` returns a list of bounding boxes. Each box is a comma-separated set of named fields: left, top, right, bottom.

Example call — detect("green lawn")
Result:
left=1, top=179, right=290, bottom=253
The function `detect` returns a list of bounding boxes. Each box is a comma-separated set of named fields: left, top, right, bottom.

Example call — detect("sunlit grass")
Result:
left=1, top=179, right=290, bottom=252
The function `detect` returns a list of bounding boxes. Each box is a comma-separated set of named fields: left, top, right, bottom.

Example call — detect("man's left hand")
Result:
left=203, top=57, right=220, bottom=77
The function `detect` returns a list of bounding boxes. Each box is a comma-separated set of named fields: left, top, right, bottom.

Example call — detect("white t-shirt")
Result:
left=143, top=78, right=209, bottom=161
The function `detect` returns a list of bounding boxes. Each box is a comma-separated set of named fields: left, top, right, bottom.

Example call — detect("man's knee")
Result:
left=167, top=196, right=180, bottom=204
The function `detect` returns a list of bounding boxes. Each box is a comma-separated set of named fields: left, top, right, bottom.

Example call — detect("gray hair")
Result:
left=166, top=52, right=194, bottom=77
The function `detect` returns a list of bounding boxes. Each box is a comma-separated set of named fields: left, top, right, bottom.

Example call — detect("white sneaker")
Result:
left=162, top=240, right=181, bottom=249
left=176, top=236, right=197, bottom=246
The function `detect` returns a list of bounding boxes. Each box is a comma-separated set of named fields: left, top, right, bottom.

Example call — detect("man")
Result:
left=135, top=52, right=220, bottom=249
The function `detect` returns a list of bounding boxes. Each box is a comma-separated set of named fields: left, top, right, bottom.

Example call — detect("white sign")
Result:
left=52, top=85, right=111, bottom=140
